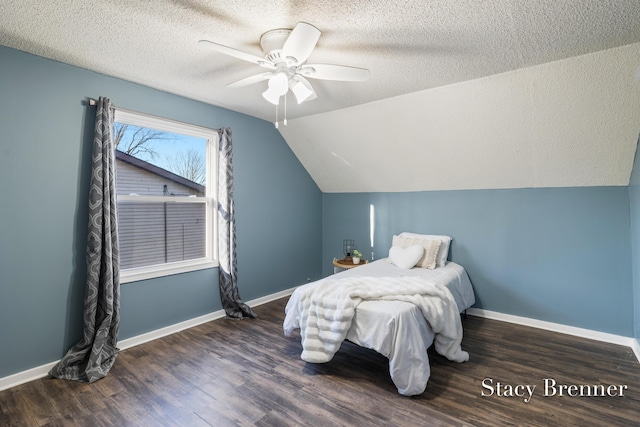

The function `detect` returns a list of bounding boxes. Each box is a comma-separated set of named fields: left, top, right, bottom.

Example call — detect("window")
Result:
left=113, top=109, right=218, bottom=283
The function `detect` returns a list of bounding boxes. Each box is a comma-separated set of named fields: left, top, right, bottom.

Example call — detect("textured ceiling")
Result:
left=2, top=1, right=640, bottom=193
left=2, top=0, right=640, bottom=122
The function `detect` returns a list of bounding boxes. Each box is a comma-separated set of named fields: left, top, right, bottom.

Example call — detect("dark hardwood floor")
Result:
left=1, top=297, right=639, bottom=426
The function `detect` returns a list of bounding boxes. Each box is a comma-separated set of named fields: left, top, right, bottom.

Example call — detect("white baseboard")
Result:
left=0, top=361, right=60, bottom=392
left=117, top=310, right=226, bottom=351
left=119, top=288, right=296, bottom=350
left=0, top=287, right=296, bottom=392
left=631, top=338, right=640, bottom=363
left=467, top=308, right=638, bottom=350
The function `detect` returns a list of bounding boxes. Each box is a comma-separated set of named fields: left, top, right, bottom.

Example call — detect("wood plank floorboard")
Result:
left=1, top=297, right=639, bottom=426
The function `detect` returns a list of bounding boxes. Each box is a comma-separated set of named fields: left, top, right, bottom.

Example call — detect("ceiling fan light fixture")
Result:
left=290, top=79, right=314, bottom=104
left=268, top=72, right=289, bottom=96
left=263, top=72, right=289, bottom=104
left=262, top=86, right=281, bottom=105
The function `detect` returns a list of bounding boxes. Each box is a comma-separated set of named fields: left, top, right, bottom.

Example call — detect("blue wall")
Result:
left=629, top=136, right=640, bottom=342
left=323, top=187, right=633, bottom=336
left=0, top=46, right=322, bottom=377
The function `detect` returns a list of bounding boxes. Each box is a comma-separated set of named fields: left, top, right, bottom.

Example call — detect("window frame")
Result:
left=113, top=108, right=219, bottom=284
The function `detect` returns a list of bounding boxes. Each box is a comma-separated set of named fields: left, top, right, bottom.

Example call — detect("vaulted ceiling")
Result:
left=2, top=0, right=640, bottom=192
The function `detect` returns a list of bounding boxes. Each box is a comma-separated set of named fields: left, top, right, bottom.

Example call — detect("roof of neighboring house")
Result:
left=115, top=150, right=205, bottom=194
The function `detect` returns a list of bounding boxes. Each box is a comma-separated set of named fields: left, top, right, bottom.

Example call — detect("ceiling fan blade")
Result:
left=281, top=22, right=321, bottom=64
left=198, top=40, right=275, bottom=69
left=227, top=72, right=273, bottom=88
left=301, top=64, right=370, bottom=82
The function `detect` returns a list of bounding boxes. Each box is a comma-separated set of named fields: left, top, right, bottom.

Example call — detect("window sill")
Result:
left=120, top=259, right=219, bottom=284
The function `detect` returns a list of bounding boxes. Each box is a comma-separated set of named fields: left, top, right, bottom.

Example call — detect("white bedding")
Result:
left=283, top=259, right=475, bottom=396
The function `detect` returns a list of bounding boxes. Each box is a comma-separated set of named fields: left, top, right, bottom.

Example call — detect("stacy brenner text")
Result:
left=481, top=378, right=628, bottom=403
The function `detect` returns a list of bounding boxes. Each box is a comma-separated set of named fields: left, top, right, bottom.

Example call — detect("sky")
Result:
left=114, top=122, right=207, bottom=184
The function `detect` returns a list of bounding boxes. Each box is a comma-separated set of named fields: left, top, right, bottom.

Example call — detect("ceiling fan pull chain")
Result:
left=274, top=99, right=279, bottom=128
left=284, top=93, right=288, bottom=126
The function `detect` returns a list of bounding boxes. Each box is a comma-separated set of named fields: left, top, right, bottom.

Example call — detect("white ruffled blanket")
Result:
left=283, top=275, right=468, bottom=364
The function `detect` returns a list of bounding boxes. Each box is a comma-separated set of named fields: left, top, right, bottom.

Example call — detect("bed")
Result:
left=283, top=234, right=475, bottom=396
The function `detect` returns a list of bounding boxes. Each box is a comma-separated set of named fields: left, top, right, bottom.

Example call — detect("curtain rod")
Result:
left=88, top=97, right=114, bottom=107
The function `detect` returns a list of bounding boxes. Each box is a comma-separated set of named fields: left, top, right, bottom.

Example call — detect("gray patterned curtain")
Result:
left=218, top=128, right=256, bottom=319
left=49, top=96, right=120, bottom=383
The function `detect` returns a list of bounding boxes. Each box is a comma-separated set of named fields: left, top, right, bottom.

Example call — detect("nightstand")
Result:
left=333, top=257, right=368, bottom=273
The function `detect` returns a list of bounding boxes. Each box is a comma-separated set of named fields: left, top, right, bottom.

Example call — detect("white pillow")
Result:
left=399, top=232, right=452, bottom=267
left=392, top=235, right=441, bottom=269
left=389, top=245, right=425, bottom=269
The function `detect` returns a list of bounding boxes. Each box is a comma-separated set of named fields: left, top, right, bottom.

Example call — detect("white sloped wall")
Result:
left=280, top=42, right=640, bottom=193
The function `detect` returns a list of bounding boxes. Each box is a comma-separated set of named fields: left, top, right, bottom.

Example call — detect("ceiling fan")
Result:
left=198, top=22, right=369, bottom=107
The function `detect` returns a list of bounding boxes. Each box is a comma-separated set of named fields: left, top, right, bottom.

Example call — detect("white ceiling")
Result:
left=2, top=1, right=640, bottom=193
left=1, top=0, right=640, bottom=122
